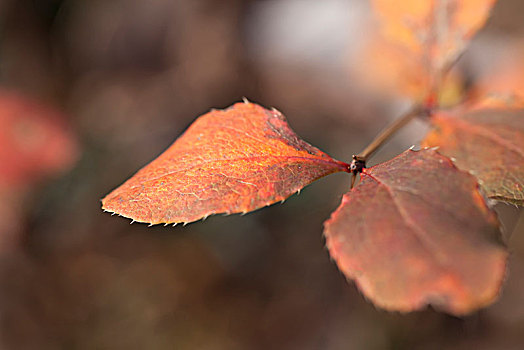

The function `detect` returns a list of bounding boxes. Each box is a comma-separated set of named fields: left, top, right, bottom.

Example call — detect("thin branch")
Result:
left=357, top=105, right=426, bottom=161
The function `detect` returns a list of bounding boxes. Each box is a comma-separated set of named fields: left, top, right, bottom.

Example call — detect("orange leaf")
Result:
left=353, top=33, right=464, bottom=104
left=422, top=107, right=524, bottom=204
left=372, top=0, right=496, bottom=73
left=324, top=149, right=507, bottom=315
left=102, top=102, right=349, bottom=225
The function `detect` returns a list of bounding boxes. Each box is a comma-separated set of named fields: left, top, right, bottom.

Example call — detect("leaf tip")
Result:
left=486, top=198, right=498, bottom=208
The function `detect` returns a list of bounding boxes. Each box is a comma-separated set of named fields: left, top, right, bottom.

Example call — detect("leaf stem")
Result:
left=357, top=104, right=426, bottom=161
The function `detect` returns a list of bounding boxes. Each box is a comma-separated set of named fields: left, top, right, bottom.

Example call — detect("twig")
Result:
left=348, top=105, right=429, bottom=189
left=357, top=104, right=426, bottom=161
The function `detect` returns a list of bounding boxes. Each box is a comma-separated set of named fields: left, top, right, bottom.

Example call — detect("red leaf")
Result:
left=0, top=90, right=78, bottom=187
left=422, top=107, right=524, bottom=204
left=102, top=102, right=348, bottom=225
left=324, top=149, right=507, bottom=315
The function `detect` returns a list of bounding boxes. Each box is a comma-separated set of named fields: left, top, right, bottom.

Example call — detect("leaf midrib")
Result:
left=362, top=171, right=467, bottom=294
left=128, top=155, right=347, bottom=190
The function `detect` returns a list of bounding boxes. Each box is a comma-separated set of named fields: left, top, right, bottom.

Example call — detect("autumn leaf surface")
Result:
left=422, top=108, right=524, bottom=204
left=102, top=102, right=348, bottom=225
left=324, top=149, right=507, bottom=315
left=372, top=0, right=496, bottom=70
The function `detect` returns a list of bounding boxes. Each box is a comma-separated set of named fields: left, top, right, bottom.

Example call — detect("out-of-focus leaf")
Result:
left=372, top=0, right=496, bottom=71
left=102, top=102, right=349, bottom=225
left=352, top=33, right=464, bottom=104
left=0, top=90, right=78, bottom=187
left=422, top=108, right=524, bottom=204
left=0, top=90, right=78, bottom=247
left=324, top=149, right=507, bottom=315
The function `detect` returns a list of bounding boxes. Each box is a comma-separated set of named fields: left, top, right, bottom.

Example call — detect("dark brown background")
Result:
left=1, top=0, right=523, bottom=349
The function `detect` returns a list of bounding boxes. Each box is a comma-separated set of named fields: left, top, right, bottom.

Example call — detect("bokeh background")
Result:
left=1, top=0, right=524, bottom=349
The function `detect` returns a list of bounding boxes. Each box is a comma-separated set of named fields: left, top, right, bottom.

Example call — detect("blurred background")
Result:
left=0, top=0, right=523, bottom=349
